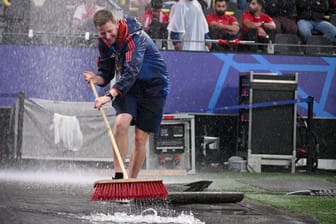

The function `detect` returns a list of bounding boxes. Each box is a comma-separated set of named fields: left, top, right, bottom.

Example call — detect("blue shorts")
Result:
left=112, top=95, right=166, bottom=133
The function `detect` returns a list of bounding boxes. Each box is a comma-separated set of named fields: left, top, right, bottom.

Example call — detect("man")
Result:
left=143, top=0, right=169, bottom=30
left=265, top=0, right=298, bottom=35
left=296, top=0, right=336, bottom=42
left=206, top=0, right=240, bottom=51
left=167, top=0, right=211, bottom=51
left=143, top=0, right=169, bottom=49
left=83, top=9, right=169, bottom=179
left=241, top=0, right=276, bottom=52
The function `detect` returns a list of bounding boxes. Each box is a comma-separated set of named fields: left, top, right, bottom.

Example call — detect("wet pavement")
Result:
left=0, top=168, right=323, bottom=224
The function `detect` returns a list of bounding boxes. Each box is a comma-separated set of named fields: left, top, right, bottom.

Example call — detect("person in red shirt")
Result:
left=142, top=0, right=169, bottom=49
left=206, top=0, right=240, bottom=43
left=143, top=0, right=169, bottom=30
left=241, top=0, right=276, bottom=52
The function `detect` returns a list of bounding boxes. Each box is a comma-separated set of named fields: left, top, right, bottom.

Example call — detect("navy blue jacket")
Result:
left=96, top=17, right=169, bottom=97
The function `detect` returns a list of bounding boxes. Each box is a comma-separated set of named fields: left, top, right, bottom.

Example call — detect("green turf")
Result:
left=246, top=193, right=336, bottom=224
left=219, top=172, right=336, bottom=224
left=166, top=172, right=336, bottom=223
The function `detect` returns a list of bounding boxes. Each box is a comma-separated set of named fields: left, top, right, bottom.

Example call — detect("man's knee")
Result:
left=297, top=20, right=312, bottom=34
left=317, top=21, right=336, bottom=40
left=114, top=114, right=132, bottom=135
left=134, top=128, right=148, bottom=148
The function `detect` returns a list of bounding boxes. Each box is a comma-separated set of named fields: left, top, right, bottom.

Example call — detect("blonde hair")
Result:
left=93, top=9, right=117, bottom=27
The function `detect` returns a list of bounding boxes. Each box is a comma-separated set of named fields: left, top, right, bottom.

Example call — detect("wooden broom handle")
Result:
left=90, top=81, right=129, bottom=179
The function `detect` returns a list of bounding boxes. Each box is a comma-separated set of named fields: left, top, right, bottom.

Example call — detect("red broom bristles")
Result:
left=91, top=180, right=168, bottom=200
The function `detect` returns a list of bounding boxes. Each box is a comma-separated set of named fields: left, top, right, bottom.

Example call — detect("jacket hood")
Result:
left=125, top=17, right=143, bottom=34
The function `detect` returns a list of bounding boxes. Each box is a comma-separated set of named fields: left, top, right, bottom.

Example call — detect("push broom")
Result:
left=89, top=81, right=168, bottom=200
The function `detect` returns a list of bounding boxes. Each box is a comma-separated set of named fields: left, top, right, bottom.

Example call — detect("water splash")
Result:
left=0, top=169, right=100, bottom=185
left=141, top=208, right=158, bottom=216
left=82, top=210, right=205, bottom=224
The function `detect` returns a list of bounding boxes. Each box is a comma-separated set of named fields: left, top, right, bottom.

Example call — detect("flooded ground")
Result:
left=0, top=168, right=320, bottom=224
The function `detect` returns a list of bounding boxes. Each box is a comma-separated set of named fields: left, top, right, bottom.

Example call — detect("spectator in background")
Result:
left=72, top=0, right=104, bottom=32
left=143, top=0, right=169, bottom=30
left=241, top=0, right=276, bottom=51
left=143, top=0, right=169, bottom=49
left=296, top=0, right=336, bottom=42
left=265, top=0, right=298, bottom=35
left=206, top=0, right=240, bottom=51
left=167, top=0, right=211, bottom=51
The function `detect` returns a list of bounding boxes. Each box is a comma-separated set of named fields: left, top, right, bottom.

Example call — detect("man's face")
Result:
left=152, top=8, right=161, bottom=20
left=97, top=21, right=119, bottom=45
left=249, top=0, right=260, bottom=14
left=215, top=1, right=226, bottom=16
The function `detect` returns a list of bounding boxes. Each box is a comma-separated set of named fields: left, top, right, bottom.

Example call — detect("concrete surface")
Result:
left=0, top=167, right=327, bottom=224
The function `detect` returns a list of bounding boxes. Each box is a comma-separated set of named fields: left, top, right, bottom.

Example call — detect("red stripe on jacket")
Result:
left=125, top=35, right=135, bottom=63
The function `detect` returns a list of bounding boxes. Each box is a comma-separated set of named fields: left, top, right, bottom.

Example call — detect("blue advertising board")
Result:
left=0, top=45, right=335, bottom=117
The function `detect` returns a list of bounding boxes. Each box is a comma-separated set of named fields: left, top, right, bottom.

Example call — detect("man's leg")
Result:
left=297, top=19, right=314, bottom=42
left=315, top=21, right=336, bottom=41
left=128, top=127, right=149, bottom=178
left=113, top=113, right=133, bottom=175
left=127, top=96, right=166, bottom=178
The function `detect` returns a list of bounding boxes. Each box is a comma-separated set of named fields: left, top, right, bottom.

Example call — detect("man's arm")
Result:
left=83, top=71, right=105, bottom=85
left=170, top=31, right=183, bottom=50
left=112, top=34, right=146, bottom=95
left=263, top=20, right=276, bottom=30
left=83, top=40, right=116, bottom=86
left=167, top=3, right=185, bottom=50
left=243, top=18, right=260, bottom=29
left=212, top=21, right=240, bottom=35
left=242, top=12, right=275, bottom=29
left=91, top=39, right=116, bottom=87
left=243, top=16, right=276, bottom=30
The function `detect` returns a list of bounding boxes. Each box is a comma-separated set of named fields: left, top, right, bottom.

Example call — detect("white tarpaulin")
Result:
left=21, top=98, right=134, bottom=162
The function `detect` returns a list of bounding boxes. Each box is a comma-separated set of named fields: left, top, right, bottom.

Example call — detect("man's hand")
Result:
left=83, top=71, right=105, bottom=86
left=94, top=88, right=119, bottom=110
left=83, top=71, right=96, bottom=83
left=94, top=96, right=111, bottom=110
left=257, top=27, right=267, bottom=38
left=206, top=42, right=212, bottom=50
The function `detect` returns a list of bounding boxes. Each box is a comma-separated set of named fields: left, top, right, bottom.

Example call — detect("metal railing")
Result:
left=0, top=31, right=335, bottom=56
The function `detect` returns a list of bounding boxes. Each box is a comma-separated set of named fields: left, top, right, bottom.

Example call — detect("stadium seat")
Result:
left=274, top=33, right=304, bottom=55
left=304, top=35, right=333, bottom=55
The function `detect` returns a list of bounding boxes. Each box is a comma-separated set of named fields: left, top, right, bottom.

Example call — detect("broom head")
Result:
left=91, top=178, right=168, bottom=200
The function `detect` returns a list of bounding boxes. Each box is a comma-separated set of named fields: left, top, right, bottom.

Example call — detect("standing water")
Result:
left=81, top=210, right=204, bottom=224
left=0, top=169, right=204, bottom=224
